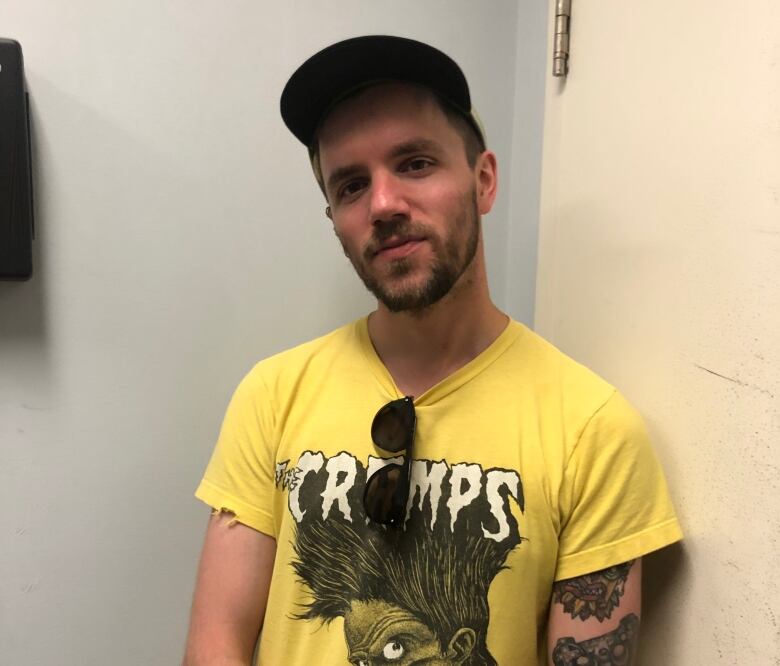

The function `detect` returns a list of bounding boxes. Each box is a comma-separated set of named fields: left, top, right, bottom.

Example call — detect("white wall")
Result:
left=0, top=2, right=543, bottom=664
left=536, top=0, right=780, bottom=663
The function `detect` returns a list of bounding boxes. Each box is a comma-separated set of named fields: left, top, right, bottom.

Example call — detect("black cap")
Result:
left=280, top=35, right=482, bottom=149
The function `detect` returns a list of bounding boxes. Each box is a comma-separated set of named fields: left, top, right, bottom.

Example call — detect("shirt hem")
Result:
left=554, top=517, right=683, bottom=581
left=195, top=478, right=276, bottom=538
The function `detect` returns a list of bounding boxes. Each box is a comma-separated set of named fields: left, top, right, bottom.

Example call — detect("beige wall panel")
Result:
left=537, top=0, right=779, bottom=663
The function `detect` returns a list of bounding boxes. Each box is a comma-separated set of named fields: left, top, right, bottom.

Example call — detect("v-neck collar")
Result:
left=355, top=316, right=524, bottom=405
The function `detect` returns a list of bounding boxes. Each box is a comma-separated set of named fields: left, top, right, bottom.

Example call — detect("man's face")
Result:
left=317, top=84, right=487, bottom=313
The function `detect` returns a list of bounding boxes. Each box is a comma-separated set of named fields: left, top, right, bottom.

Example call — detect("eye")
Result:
left=401, top=158, right=433, bottom=173
left=382, top=639, right=405, bottom=660
left=337, top=178, right=368, bottom=201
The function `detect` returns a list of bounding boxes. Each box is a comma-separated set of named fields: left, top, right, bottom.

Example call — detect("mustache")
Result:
left=362, top=219, right=429, bottom=261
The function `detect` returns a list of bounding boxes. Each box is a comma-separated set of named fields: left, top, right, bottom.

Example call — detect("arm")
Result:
left=547, top=558, right=641, bottom=666
left=183, top=511, right=277, bottom=666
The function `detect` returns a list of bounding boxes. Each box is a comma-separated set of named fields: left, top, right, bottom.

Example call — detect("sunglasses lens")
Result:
left=371, top=398, right=414, bottom=452
left=364, top=463, right=407, bottom=525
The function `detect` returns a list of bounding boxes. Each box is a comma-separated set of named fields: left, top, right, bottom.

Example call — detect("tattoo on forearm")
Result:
left=552, top=613, right=639, bottom=666
left=553, top=560, right=635, bottom=621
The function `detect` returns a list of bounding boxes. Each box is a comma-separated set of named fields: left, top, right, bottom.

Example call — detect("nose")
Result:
left=368, top=170, right=410, bottom=225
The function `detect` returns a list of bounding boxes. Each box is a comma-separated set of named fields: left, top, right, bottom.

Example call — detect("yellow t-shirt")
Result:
left=196, top=318, right=682, bottom=666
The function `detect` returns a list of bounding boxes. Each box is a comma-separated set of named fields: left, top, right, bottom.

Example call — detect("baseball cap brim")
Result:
left=280, top=35, right=480, bottom=148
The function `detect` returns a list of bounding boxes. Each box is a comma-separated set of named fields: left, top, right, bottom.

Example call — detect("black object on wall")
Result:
left=0, top=38, right=34, bottom=280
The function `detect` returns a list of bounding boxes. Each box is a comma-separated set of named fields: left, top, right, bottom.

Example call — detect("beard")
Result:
left=337, top=190, right=481, bottom=313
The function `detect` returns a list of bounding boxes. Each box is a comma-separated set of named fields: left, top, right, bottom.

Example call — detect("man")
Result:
left=183, top=36, right=682, bottom=666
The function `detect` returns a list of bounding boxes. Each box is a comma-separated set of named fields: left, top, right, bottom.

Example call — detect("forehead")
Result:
left=316, top=83, right=460, bottom=163
left=344, top=599, right=432, bottom=645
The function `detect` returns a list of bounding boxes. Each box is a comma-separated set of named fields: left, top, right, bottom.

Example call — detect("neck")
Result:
left=367, top=249, right=508, bottom=398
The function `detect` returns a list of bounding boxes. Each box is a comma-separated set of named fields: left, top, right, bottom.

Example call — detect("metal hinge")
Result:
left=552, top=0, right=571, bottom=77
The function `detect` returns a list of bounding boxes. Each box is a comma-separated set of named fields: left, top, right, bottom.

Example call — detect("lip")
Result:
left=374, top=237, right=425, bottom=260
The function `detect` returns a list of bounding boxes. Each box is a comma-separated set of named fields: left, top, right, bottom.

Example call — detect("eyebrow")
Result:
left=350, top=612, right=422, bottom=654
left=388, top=138, right=443, bottom=159
left=325, top=138, right=444, bottom=194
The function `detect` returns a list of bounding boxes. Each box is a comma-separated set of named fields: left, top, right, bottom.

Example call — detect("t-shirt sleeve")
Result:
left=554, top=390, right=683, bottom=580
left=195, top=365, right=277, bottom=538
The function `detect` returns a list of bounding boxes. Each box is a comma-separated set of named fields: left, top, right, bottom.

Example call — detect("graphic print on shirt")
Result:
left=275, top=451, right=524, bottom=666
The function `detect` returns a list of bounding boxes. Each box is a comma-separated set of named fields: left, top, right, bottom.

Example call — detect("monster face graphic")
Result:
left=285, top=453, right=524, bottom=666
left=344, top=600, right=476, bottom=665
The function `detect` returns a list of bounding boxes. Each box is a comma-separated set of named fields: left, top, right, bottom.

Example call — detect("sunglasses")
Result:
left=363, top=396, right=416, bottom=527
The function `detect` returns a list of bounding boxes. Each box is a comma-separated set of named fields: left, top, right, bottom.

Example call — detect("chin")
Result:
left=379, top=278, right=430, bottom=302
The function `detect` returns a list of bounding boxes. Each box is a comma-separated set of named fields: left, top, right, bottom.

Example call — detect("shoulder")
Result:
left=505, top=322, right=619, bottom=420
left=237, top=318, right=365, bottom=397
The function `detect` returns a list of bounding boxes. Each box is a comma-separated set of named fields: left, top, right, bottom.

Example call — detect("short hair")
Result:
left=434, top=93, right=487, bottom=167
left=291, top=510, right=517, bottom=666
left=309, top=85, right=487, bottom=197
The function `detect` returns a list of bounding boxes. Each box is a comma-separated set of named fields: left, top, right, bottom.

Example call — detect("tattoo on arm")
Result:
left=552, top=560, right=635, bottom=621
left=552, top=613, right=639, bottom=666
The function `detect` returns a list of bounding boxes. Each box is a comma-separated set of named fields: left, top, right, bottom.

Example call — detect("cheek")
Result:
left=413, top=178, right=472, bottom=220
left=332, top=217, right=365, bottom=249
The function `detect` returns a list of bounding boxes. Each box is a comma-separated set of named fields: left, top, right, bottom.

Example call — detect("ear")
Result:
left=445, top=627, right=476, bottom=663
left=325, top=206, right=332, bottom=220
left=475, top=150, right=498, bottom=216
